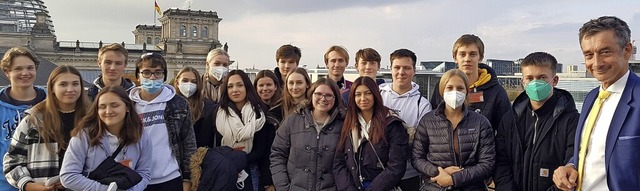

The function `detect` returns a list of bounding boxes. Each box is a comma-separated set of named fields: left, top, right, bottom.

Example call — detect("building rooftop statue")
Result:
left=162, top=8, right=220, bottom=19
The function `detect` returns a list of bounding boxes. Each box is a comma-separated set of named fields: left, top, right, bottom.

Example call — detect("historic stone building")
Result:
left=0, top=0, right=223, bottom=86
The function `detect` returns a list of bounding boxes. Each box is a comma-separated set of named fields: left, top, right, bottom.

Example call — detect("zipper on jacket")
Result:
left=447, top=121, right=459, bottom=167
left=532, top=111, right=539, bottom=144
left=313, top=125, right=322, bottom=190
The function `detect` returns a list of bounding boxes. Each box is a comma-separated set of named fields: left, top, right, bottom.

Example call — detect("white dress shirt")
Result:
left=581, top=70, right=630, bottom=191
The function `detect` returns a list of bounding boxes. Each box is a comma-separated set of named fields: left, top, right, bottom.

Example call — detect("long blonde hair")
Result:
left=30, top=65, right=90, bottom=154
left=283, top=68, right=311, bottom=117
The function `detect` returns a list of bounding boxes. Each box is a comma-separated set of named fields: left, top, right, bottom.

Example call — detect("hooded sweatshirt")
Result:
left=0, top=87, right=45, bottom=191
left=379, top=82, right=432, bottom=179
left=129, top=85, right=181, bottom=184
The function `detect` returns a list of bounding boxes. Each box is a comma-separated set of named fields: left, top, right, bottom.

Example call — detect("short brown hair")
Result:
left=98, top=43, right=128, bottom=64
left=452, top=34, right=485, bottom=61
left=1, top=47, right=39, bottom=71
left=324, top=45, right=349, bottom=65
left=520, top=52, right=558, bottom=75
left=389, top=48, right=417, bottom=69
left=355, top=48, right=381, bottom=63
left=135, top=52, right=168, bottom=81
left=275, top=44, right=301, bottom=63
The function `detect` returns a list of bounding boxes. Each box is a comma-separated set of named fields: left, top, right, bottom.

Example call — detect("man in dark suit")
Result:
left=553, top=16, right=640, bottom=191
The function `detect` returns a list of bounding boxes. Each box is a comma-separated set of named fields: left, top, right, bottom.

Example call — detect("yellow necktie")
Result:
left=577, top=90, right=611, bottom=191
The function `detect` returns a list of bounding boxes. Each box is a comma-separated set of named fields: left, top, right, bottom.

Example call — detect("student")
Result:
left=204, top=70, right=274, bottom=191
left=273, top=44, right=302, bottom=86
left=341, top=48, right=385, bottom=106
left=172, top=66, right=216, bottom=148
left=87, top=43, right=136, bottom=100
left=61, top=86, right=152, bottom=191
left=0, top=47, right=46, bottom=191
left=379, top=49, right=432, bottom=191
left=430, top=34, right=510, bottom=130
left=202, top=48, right=231, bottom=103
left=271, top=78, right=344, bottom=191
left=253, top=70, right=283, bottom=191
left=254, top=70, right=284, bottom=128
left=494, top=52, right=579, bottom=191
left=324, top=45, right=352, bottom=91
left=334, top=76, right=408, bottom=191
left=129, top=53, right=196, bottom=191
left=412, top=69, right=494, bottom=190
left=282, top=68, right=311, bottom=118
left=3, top=65, right=90, bottom=191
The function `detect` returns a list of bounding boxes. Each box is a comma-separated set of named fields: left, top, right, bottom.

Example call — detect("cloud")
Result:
left=44, top=0, right=640, bottom=70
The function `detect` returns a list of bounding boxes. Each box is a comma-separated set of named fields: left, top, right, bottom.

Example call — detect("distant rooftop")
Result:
left=163, top=8, right=220, bottom=19
left=135, top=25, right=161, bottom=30
left=58, top=41, right=163, bottom=52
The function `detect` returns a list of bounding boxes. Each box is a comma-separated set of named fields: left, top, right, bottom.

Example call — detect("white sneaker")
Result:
left=107, top=182, right=118, bottom=191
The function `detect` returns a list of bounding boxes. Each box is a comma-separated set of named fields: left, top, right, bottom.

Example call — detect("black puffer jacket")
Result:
left=412, top=103, right=495, bottom=191
left=333, top=114, right=409, bottom=191
left=270, top=108, right=344, bottom=191
left=494, top=88, right=579, bottom=191
left=430, top=64, right=510, bottom=130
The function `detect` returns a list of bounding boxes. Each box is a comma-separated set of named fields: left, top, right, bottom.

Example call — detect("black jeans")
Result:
left=144, top=176, right=182, bottom=191
left=398, top=175, right=421, bottom=191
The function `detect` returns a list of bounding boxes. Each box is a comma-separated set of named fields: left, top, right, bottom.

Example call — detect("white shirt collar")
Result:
left=601, top=70, right=630, bottom=94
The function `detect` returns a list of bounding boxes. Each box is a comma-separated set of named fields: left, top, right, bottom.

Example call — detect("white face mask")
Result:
left=178, top=82, right=197, bottom=98
left=443, top=91, right=465, bottom=109
left=210, top=66, right=229, bottom=81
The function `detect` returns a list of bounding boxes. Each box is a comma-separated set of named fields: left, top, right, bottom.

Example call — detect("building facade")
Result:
left=0, top=3, right=224, bottom=86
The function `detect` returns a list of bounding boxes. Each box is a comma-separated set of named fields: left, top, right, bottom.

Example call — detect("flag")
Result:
left=155, top=1, right=162, bottom=16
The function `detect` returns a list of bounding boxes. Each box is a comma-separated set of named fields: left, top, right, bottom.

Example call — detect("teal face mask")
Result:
left=525, top=79, right=552, bottom=102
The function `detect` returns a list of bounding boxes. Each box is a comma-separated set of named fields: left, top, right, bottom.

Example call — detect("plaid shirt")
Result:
left=2, top=110, right=60, bottom=190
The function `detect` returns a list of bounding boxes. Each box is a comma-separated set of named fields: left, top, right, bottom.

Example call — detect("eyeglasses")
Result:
left=313, top=92, right=335, bottom=100
left=139, top=70, right=165, bottom=78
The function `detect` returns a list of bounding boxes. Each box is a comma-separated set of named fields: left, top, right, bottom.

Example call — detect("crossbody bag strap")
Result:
left=367, top=140, right=386, bottom=171
left=110, top=143, right=126, bottom=159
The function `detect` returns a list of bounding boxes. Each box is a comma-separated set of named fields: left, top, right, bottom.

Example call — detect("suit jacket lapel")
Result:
left=605, top=73, right=638, bottom=169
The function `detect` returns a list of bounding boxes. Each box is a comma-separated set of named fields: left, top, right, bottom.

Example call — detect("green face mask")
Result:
left=525, top=79, right=552, bottom=102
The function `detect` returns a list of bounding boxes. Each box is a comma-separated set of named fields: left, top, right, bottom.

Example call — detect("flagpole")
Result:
left=154, top=1, right=157, bottom=26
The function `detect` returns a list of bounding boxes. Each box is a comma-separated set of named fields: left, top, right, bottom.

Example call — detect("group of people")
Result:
left=0, top=15, right=637, bottom=191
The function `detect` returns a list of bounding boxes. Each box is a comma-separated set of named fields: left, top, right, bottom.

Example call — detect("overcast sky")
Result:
left=46, top=0, right=640, bottom=70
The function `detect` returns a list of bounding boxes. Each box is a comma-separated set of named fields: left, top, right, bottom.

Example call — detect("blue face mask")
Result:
left=525, top=79, right=552, bottom=102
left=140, top=78, right=164, bottom=94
